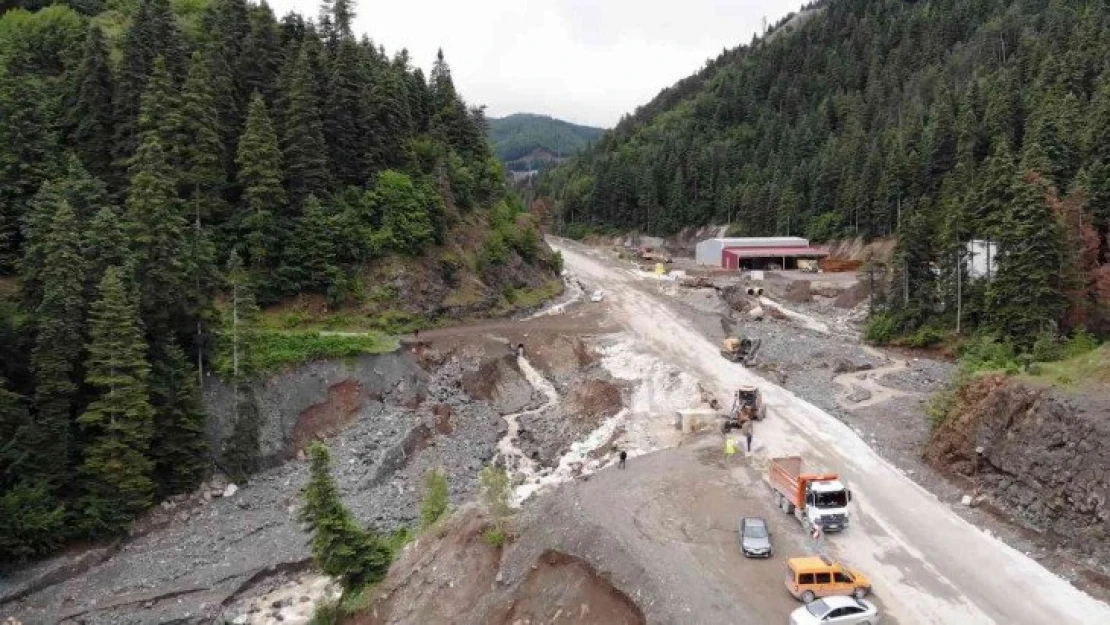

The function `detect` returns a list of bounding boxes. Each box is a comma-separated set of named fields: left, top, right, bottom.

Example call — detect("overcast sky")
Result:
left=264, top=0, right=800, bottom=128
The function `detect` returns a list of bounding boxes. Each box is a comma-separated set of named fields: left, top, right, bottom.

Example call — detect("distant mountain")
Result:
left=487, top=113, right=604, bottom=171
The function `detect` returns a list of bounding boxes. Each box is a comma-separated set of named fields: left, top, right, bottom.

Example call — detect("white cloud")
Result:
left=263, top=0, right=800, bottom=128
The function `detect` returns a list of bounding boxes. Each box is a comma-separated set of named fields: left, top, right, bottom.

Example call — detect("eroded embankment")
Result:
left=353, top=505, right=646, bottom=625
left=925, top=375, right=1110, bottom=570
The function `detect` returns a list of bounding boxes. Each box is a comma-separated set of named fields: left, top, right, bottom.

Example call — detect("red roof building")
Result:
left=721, top=245, right=829, bottom=270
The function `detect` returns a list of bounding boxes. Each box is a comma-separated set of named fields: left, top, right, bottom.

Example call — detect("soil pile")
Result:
left=925, top=375, right=1109, bottom=566
left=355, top=506, right=645, bottom=625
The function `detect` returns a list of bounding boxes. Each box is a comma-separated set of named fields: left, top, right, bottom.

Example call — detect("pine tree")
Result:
left=26, top=199, right=85, bottom=489
left=20, top=156, right=109, bottom=308
left=68, top=24, right=115, bottom=180
left=236, top=93, right=286, bottom=270
left=201, top=0, right=252, bottom=173
left=124, top=134, right=190, bottom=342
left=281, top=49, right=331, bottom=207
left=429, top=49, right=485, bottom=159
left=149, top=340, right=208, bottom=497
left=890, top=206, right=939, bottom=328
left=137, top=57, right=182, bottom=169
left=300, top=442, right=392, bottom=590
left=83, top=205, right=129, bottom=300
left=0, top=73, right=57, bottom=274
left=240, top=1, right=283, bottom=106
left=323, top=39, right=370, bottom=186
left=369, top=65, right=414, bottom=170
left=969, top=142, right=1016, bottom=238
left=987, top=174, right=1065, bottom=346
left=113, top=0, right=185, bottom=175
left=180, top=51, right=229, bottom=224
left=77, top=267, right=155, bottom=536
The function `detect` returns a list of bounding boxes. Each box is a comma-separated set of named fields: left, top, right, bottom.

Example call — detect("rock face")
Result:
left=925, top=375, right=1109, bottom=563
left=202, top=352, right=428, bottom=465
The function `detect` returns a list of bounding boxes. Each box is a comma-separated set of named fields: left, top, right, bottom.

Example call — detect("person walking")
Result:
left=618, top=449, right=627, bottom=469
left=742, top=418, right=754, bottom=452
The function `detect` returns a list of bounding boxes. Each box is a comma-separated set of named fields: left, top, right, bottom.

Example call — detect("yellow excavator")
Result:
left=720, top=336, right=761, bottom=365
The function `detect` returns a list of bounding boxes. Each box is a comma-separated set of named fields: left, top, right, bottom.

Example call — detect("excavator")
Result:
left=720, top=336, right=761, bottom=365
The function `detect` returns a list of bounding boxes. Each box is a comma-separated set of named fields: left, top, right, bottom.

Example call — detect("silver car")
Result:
left=789, top=595, right=880, bottom=625
left=739, top=516, right=772, bottom=558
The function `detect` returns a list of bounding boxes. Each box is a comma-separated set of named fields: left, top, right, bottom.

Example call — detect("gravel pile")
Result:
left=880, top=358, right=954, bottom=393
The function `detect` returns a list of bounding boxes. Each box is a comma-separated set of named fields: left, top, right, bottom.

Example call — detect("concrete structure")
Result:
left=695, top=237, right=809, bottom=265
left=965, top=239, right=998, bottom=280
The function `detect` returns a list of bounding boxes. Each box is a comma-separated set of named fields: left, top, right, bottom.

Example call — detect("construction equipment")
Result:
left=637, top=246, right=673, bottom=263
left=720, top=336, right=761, bottom=364
left=720, top=386, right=766, bottom=433
left=769, top=456, right=852, bottom=532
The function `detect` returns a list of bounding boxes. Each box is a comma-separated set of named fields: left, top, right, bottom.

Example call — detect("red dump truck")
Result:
left=769, top=456, right=852, bottom=532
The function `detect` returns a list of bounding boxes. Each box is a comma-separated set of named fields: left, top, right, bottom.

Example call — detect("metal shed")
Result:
left=695, top=237, right=810, bottom=265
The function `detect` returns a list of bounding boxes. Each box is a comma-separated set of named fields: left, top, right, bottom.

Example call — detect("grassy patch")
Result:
left=1018, top=343, right=1110, bottom=389
left=491, top=279, right=563, bottom=315
left=483, top=527, right=507, bottom=548
left=216, top=330, right=399, bottom=376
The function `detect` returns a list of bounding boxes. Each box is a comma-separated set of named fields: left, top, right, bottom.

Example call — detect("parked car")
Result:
left=789, top=595, right=880, bottom=625
left=738, top=516, right=773, bottom=558
left=784, top=556, right=871, bottom=603
left=590, top=290, right=604, bottom=302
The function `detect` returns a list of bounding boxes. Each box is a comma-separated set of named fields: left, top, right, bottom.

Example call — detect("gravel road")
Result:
left=551, top=237, right=1110, bottom=625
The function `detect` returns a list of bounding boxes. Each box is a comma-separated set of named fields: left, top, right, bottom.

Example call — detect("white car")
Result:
left=789, top=596, right=880, bottom=625
left=590, top=290, right=604, bottom=302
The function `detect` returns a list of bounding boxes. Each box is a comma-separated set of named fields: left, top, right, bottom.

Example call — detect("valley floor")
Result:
left=3, top=238, right=1108, bottom=625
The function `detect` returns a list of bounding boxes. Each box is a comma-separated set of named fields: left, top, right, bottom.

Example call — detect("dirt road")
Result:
left=551, top=238, right=1110, bottom=625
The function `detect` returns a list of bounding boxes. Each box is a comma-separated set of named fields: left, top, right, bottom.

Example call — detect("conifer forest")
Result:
left=0, top=0, right=526, bottom=559
left=545, top=0, right=1110, bottom=344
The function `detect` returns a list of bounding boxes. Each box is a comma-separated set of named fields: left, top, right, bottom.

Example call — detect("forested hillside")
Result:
left=546, top=0, right=1110, bottom=344
left=488, top=113, right=603, bottom=171
left=0, top=0, right=555, bottom=561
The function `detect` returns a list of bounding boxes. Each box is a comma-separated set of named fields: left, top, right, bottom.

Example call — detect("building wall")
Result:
left=696, top=236, right=811, bottom=265
left=966, top=240, right=998, bottom=279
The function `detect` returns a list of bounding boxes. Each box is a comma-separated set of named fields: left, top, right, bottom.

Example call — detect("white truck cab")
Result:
left=802, top=479, right=851, bottom=532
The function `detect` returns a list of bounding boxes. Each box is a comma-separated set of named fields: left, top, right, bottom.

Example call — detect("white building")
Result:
left=695, top=236, right=810, bottom=265
left=965, top=240, right=998, bottom=279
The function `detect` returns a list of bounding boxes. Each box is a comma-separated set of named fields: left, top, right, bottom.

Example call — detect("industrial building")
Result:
left=695, top=236, right=830, bottom=270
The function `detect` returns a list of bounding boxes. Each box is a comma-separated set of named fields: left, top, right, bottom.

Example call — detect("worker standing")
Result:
left=618, top=449, right=627, bottom=469
left=724, top=437, right=737, bottom=464
left=742, top=418, right=754, bottom=452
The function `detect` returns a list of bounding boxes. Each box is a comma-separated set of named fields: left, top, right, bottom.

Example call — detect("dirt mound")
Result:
left=356, top=506, right=502, bottom=625
left=460, top=355, right=537, bottom=415
left=823, top=237, right=896, bottom=263
left=565, top=378, right=623, bottom=426
left=925, top=375, right=1110, bottom=565
left=783, top=280, right=812, bottom=303
left=833, top=281, right=870, bottom=309
left=356, top=506, right=645, bottom=625
left=527, top=335, right=599, bottom=378
left=495, top=550, right=646, bottom=625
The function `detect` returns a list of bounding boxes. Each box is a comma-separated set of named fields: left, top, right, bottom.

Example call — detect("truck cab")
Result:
left=804, top=479, right=851, bottom=532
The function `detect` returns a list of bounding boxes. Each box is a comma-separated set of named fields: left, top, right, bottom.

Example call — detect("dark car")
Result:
left=739, top=516, right=773, bottom=558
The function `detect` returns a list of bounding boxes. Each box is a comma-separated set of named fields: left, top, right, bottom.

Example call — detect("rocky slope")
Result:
left=925, top=375, right=1110, bottom=570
